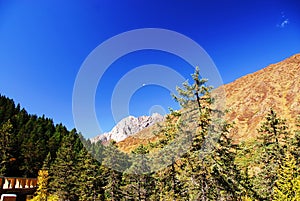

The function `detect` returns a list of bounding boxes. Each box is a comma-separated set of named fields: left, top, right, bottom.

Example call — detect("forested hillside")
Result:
left=1, top=67, right=300, bottom=200
left=0, top=94, right=79, bottom=177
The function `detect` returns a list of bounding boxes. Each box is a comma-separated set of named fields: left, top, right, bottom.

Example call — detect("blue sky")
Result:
left=0, top=0, right=300, bottom=138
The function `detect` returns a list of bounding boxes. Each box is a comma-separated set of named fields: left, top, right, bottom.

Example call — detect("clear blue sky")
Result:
left=1, top=0, right=300, bottom=138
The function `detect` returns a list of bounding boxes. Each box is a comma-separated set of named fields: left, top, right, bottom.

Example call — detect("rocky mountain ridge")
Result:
left=91, top=113, right=164, bottom=143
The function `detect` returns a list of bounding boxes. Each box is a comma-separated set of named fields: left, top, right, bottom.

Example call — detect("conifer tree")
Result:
left=76, top=148, right=104, bottom=201
left=152, top=157, right=185, bottom=201
left=102, top=141, right=128, bottom=201
left=273, top=152, right=300, bottom=201
left=291, top=116, right=300, bottom=163
left=88, top=140, right=105, bottom=164
left=31, top=170, right=51, bottom=201
left=0, top=120, right=13, bottom=176
left=122, top=145, right=155, bottom=201
left=42, top=152, right=52, bottom=171
left=255, top=108, right=291, bottom=199
left=49, top=130, right=80, bottom=201
left=258, top=108, right=290, bottom=152
left=171, top=67, right=244, bottom=200
left=150, top=111, right=186, bottom=200
left=30, top=153, right=58, bottom=201
left=171, top=67, right=210, bottom=200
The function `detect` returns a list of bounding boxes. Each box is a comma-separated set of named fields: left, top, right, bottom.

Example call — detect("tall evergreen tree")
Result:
left=50, top=130, right=81, bottom=201
left=291, top=116, right=300, bottom=163
left=0, top=120, right=13, bottom=176
left=171, top=67, right=244, bottom=200
left=31, top=170, right=52, bottom=201
left=150, top=111, right=187, bottom=200
left=255, top=108, right=291, bottom=200
left=76, top=148, right=104, bottom=201
left=122, top=145, right=155, bottom=201
left=102, top=141, right=129, bottom=201
left=152, top=157, right=185, bottom=201
left=273, top=152, right=300, bottom=201
left=30, top=153, right=58, bottom=201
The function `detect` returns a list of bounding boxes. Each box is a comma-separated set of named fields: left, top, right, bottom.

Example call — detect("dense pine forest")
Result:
left=1, top=68, right=300, bottom=201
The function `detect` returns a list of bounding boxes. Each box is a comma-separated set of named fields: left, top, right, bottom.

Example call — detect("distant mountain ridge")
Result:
left=91, top=113, right=164, bottom=143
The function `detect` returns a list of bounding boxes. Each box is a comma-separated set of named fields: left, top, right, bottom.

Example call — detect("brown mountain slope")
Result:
left=117, top=123, right=162, bottom=152
left=117, top=53, right=300, bottom=151
left=221, top=53, right=300, bottom=141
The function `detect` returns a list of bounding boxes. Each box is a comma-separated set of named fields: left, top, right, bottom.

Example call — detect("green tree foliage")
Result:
left=291, top=116, right=300, bottom=163
left=273, top=152, right=300, bottom=201
left=31, top=170, right=51, bottom=201
left=0, top=120, right=13, bottom=176
left=76, top=148, right=104, bottom=201
left=122, top=145, right=155, bottom=201
left=102, top=141, right=128, bottom=201
left=30, top=153, right=59, bottom=201
left=0, top=94, right=65, bottom=177
left=258, top=108, right=290, bottom=152
left=148, top=111, right=186, bottom=200
left=171, top=67, right=245, bottom=200
left=49, top=130, right=81, bottom=201
left=254, top=108, right=291, bottom=199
